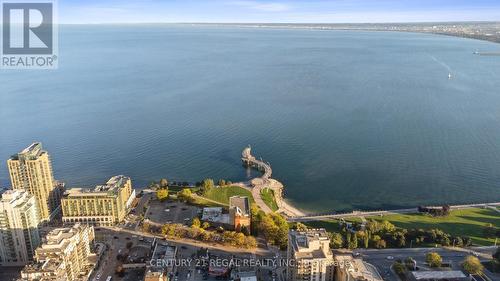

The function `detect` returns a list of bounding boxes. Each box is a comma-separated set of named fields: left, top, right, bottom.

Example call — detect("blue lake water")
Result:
left=1, top=25, right=500, bottom=212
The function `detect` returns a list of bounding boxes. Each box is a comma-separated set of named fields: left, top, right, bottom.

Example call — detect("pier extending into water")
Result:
left=237, top=146, right=305, bottom=217
left=242, top=146, right=272, bottom=182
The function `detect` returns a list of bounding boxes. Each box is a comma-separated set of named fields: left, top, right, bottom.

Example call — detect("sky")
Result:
left=59, top=0, right=500, bottom=24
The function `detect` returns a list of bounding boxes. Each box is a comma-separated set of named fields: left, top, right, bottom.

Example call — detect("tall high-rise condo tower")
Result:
left=0, top=190, right=41, bottom=266
left=7, top=142, right=63, bottom=222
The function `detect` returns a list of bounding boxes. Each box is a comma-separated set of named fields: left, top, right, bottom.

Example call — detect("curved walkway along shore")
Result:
left=289, top=202, right=500, bottom=222
left=236, top=146, right=305, bottom=217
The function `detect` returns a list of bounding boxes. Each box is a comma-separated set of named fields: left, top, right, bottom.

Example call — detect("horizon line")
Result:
left=58, top=20, right=500, bottom=25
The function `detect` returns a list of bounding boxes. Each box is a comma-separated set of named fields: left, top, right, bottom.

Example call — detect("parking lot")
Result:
left=146, top=199, right=200, bottom=225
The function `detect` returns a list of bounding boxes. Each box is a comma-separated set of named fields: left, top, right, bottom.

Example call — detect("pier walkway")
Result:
left=238, top=146, right=304, bottom=217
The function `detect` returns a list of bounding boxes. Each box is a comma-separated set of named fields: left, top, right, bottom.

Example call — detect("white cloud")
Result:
left=229, top=1, right=291, bottom=12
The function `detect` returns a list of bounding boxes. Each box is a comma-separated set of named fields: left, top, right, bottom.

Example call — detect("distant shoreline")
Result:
left=59, top=22, right=500, bottom=45
left=181, top=22, right=500, bottom=45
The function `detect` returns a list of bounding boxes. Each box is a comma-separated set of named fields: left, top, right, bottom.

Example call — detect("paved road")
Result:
left=107, top=224, right=275, bottom=256
left=94, top=224, right=282, bottom=281
left=356, top=247, right=497, bottom=281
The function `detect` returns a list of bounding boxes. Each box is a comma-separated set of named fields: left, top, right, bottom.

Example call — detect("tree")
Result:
left=241, top=225, right=250, bottom=236
left=366, top=220, right=380, bottom=233
left=201, top=178, right=215, bottom=192
left=462, top=255, right=484, bottom=275
left=202, top=222, right=210, bottom=229
left=426, top=252, right=442, bottom=268
left=257, top=212, right=288, bottom=250
left=462, top=236, right=472, bottom=247
left=442, top=205, right=451, bottom=216
left=160, top=178, right=168, bottom=188
left=380, top=220, right=396, bottom=233
left=178, top=188, right=193, bottom=203
left=234, top=232, right=246, bottom=245
left=374, top=239, right=386, bottom=249
left=244, top=236, right=257, bottom=248
left=126, top=241, right=133, bottom=249
left=371, top=235, right=386, bottom=249
left=348, top=233, right=358, bottom=249
left=192, top=217, right=201, bottom=228
left=271, top=214, right=289, bottom=250
left=395, top=231, right=406, bottom=247
left=157, top=189, right=169, bottom=201
left=451, top=236, right=463, bottom=247
left=405, top=257, right=417, bottom=270
left=329, top=232, right=344, bottom=249
left=218, top=179, right=226, bottom=186
left=142, top=221, right=151, bottom=233
left=363, top=234, right=369, bottom=248
left=292, top=222, right=308, bottom=231
left=393, top=261, right=407, bottom=276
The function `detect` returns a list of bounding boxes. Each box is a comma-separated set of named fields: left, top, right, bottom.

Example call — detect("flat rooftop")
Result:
left=229, top=196, right=250, bottom=216
left=152, top=242, right=177, bottom=261
left=232, top=270, right=258, bottom=281
left=335, top=254, right=383, bottom=281
left=289, top=229, right=330, bottom=260
left=64, top=175, right=130, bottom=197
left=11, top=142, right=44, bottom=160
left=411, top=270, right=467, bottom=280
left=39, top=224, right=90, bottom=250
left=201, top=207, right=230, bottom=224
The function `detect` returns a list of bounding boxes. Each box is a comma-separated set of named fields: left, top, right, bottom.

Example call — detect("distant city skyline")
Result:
left=60, top=0, right=500, bottom=24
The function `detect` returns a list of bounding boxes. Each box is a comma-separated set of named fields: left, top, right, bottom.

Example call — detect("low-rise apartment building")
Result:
left=287, top=229, right=335, bottom=281
left=61, top=175, right=135, bottom=226
left=21, top=223, right=96, bottom=281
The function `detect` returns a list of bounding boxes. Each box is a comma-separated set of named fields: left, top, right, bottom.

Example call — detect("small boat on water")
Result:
left=448, top=73, right=452, bottom=79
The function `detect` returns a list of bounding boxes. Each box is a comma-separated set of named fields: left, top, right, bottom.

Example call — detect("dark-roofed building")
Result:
left=229, top=196, right=251, bottom=231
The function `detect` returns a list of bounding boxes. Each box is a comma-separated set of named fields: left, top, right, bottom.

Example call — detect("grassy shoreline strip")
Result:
left=261, top=188, right=279, bottom=212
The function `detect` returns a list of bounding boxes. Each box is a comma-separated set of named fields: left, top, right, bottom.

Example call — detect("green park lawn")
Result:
left=303, top=220, right=342, bottom=232
left=305, top=208, right=499, bottom=246
left=202, top=186, right=254, bottom=205
left=371, top=208, right=499, bottom=246
left=192, top=196, right=227, bottom=207
left=261, top=188, right=279, bottom=212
